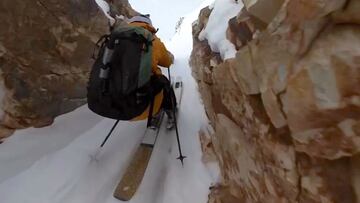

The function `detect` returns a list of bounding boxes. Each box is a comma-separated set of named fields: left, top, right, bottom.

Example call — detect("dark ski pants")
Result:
left=151, top=74, right=176, bottom=111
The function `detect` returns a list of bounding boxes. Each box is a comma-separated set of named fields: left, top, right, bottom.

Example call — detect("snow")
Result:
left=166, top=0, right=216, bottom=58
left=129, top=0, right=204, bottom=40
left=95, top=0, right=110, bottom=15
left=0, top=79, right=4, bottom=119
left=95, top=0, right=116, bottom=25
left=0, top=0, right=220, bottom=203
left=199, top=0, right=243, bottom=60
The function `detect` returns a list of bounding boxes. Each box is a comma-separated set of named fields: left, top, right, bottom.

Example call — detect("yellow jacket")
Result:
left=129, top=22, right=173, bottom=121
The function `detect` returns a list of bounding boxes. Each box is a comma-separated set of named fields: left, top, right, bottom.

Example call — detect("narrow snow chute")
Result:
left=113, top=76, right=184, bottom=201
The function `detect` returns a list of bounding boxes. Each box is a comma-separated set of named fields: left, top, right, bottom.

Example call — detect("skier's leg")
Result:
left=164, top=88, right=176, bottom=129
left=147, top=75, right=167, bottom=129
left=149, top=74, right=176, bottom=129
left=153, top=74, right=174, bottom=110
left=157, top=75, right=176, bottom=129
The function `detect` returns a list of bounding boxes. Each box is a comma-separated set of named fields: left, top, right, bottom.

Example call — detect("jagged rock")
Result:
left=194, top=7, right=213, bottom=38
left=261, top=88, right=287, bottom=128
left=190, top=0, right=360, bottom=202
left=199, top=128, right=217, bottom=163
left=105, top=0, right=138, bottom=18
left=0, top=126, right=15, bottom=140
left=297, top=154, right=356, bottom=202
left=231, top=44, right=259, bottom=95
left=284, top=25, right=360, bottom=159
left=212, top=114, right=298, bottom=202
left=226, top=8, right=267, bottom=50
left=332, top=0, right=360, bottom=24
left=0, top=0, right=136, bottom=132
left=208, top=184, right=243, bottom=203
left=242, top=0, right=285, bottom=24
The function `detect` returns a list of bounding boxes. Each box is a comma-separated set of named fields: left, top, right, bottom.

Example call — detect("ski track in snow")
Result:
left=0, top=1, right=220, bottom=202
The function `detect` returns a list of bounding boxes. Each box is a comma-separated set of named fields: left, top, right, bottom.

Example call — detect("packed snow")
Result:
left=0, top=0, right=228, bottom=203
left=199, top=0, right=243, bottom=59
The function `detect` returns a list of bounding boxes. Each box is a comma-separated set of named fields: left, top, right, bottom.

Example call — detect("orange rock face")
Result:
left=191, top=0, right=360, bottom=202
left=0, top=0, right=136, bottom=138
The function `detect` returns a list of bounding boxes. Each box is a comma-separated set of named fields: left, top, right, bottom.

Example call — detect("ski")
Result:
left=173, top=76, right=184, bottom=108
left=113, top=76, right=184, bottom=201
left=113, top=112, right=164, bottom=201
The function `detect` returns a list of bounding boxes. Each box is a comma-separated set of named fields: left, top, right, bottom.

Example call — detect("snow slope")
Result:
left=0, top=1, right=220, bottom=203
left=129, top=0, right=204, bottom=40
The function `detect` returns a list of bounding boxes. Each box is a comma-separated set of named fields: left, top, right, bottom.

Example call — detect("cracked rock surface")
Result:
left=191, top=0, right=360, bottom=202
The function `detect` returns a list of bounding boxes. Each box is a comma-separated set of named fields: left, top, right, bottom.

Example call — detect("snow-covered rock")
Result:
left=198, top=0, right=243, bottom=60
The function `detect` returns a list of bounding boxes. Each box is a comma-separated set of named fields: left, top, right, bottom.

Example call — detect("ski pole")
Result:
left=100, top=119, right=120, bottom=148
left=91, top=119, right=120, bottom=161
left=168, top=69, right=172, bottom=84
left=167, top=69, right=186, bottom=165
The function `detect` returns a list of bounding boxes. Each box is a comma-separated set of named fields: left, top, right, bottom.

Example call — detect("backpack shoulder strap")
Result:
left=91, top=34, right=110, bottom=60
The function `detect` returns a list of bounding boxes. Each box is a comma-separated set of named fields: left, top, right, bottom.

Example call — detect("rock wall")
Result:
left=0, top=0, right=136, bottom=139
left=191, top=0, right=360, bottom=202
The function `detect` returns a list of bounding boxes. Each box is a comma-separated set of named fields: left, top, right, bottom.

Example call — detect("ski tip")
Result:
left=113, top=195, right=130, bottom=202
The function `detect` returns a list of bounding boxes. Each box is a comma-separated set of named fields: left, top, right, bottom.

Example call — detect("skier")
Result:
left=126, top=14, right=177, bottom=129
left=88, top=12, right=186, bottom=200
left=88, top=13, right=176, bottom=129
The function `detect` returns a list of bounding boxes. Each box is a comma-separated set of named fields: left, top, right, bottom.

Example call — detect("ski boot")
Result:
left=148, top=111, right=162, bottom=130
left=165, top=109, right=176, bottom=130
